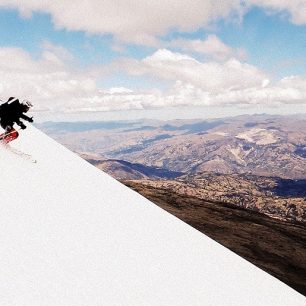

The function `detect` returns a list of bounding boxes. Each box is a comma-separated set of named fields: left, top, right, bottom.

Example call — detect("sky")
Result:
left=0, top=1, right=305, bottom=121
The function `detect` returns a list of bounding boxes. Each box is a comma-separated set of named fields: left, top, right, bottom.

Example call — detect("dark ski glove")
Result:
left=19, top=123, right=26, bottom=129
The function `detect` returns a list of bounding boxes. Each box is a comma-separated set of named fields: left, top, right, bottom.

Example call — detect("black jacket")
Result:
left=0, top=98, right=33, bottom=129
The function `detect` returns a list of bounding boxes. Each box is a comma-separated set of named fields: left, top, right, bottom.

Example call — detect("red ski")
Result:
left=0, top=128, right=19, bottom=144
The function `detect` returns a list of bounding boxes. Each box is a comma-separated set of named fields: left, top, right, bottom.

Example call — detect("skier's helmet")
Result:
left=21, top=99, right=33, bottom=111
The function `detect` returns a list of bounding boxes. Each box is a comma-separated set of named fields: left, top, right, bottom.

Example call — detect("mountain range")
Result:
left=37, top=114, right=306, bottom=180
left=37, top=114, right=306, bottom=223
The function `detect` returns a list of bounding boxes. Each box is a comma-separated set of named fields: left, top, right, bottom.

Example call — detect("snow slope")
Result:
left=0, top=125, right=304, bottom=306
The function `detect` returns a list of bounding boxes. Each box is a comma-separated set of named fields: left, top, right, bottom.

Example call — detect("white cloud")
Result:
left=0, top=47, right=304, bottom=114
left=111, top=49, right=306, bottom=109
left=168, top=35, right=247, bottom=61
left=41, top=41, right=74, bottom=62
left=247, top=0, right=306, bottom=24
left=0, top=0, right=243, bottom=45
left=157, top=78, right=306, bottom=108
left=0, top=46, right=97, bottom=111
left=0, top=0, right=304, bottom=47
left=124, top=49, right=267, bottom=91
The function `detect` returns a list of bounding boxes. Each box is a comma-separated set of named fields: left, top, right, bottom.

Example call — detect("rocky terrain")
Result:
left=37, top=114, right=306, bottom=223
left=124, top=180, right=306, bottom=296
left=38, top=115, right=306, bottom=223
left=79, top=151, right=306, bottom=223
left=79, top=153, right=183, bottom=180
left=125, top=174, right=306, bottom=223
left=37, top=114, right=306, bottom=179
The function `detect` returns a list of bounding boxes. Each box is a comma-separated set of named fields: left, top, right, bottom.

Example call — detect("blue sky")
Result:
left=0, top=1, right=305, bottom=120
left=1, top=7, right=305, bottom=76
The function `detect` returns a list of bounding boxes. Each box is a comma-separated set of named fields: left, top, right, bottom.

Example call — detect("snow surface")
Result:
left=0, top=125, right=304, bottom=305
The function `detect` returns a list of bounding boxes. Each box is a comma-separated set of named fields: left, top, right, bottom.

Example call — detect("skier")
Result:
left=0, top=97, right=33, bottom=143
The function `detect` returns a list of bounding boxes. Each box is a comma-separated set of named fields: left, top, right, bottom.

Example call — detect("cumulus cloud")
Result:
left=103, top=49, right=306, bottom=109
left=0, top=46, right=97, bottom=111
left=102, top=77, right=306, bottom=110
left=41, top=41, right=74, bottom=62
left=154, top=78, right=306, bottom=108
left=0, top=46, right=304, bottom=114
left=0, top=0, right=243, bottom=45
left=0, top=46, right=177, bottom=112
left=122, top=49, right=267, bottom=91
left=247, top=0, right=306, bottom=24
left=168, top=35, right=247, bottom=61
left=0, top=0, right=305, bottom=46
